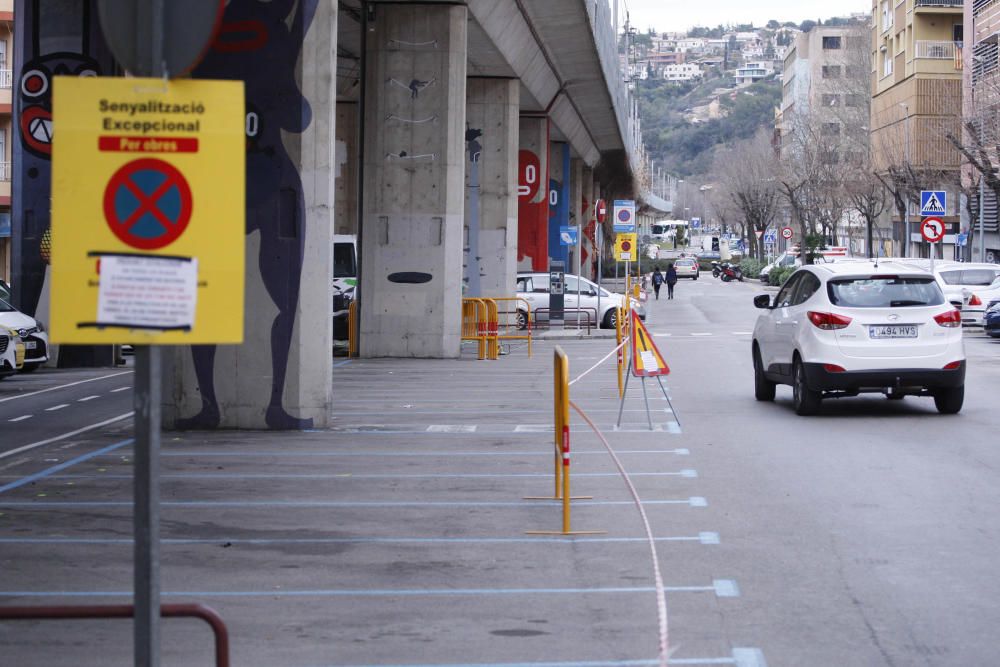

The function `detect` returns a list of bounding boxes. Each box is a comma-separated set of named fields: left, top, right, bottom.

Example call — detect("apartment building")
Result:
left=734, top=61, right=774, bottom=85
left=0, top=0, right=10, bottom=281
left=662, top=63, right=702, bottom=82
left=963, top=0, right=1000, bottom=263
left=871, top=0, right=963, bottom=257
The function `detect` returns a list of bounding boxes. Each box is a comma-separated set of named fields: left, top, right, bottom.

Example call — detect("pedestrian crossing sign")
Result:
left=920, top=190, right=946, bottom=216
left=630, top=315, right=670, bottom=377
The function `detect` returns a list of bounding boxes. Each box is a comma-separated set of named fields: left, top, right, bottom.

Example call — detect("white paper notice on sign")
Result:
left=97, top=255, right=198, bottom=330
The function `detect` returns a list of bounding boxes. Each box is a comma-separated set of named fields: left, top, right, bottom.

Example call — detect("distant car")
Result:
left=671, top=258, right=699, bottom=279
left=516, top=272, right=645, bottom=329
left=985, top=297, right=1000, bottom=338
left=0, top=328, right=25, bottom=379
left=751, top=261, right=965, bottom=415
left=902, top=262, right=1000, bottom=326
left=0, top=298, right=49, bottom=372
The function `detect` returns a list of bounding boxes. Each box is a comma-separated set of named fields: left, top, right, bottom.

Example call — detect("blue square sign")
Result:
left=559, top=226, right=578, bottom=246
left=920, top=190, right=946, bottom=216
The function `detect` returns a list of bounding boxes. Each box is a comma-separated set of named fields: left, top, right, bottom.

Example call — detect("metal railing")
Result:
left=0, top=70, right=10, bottom=89
left=915, top=40, right=959, bottom=60
left=0, top=162, right=10, bottom=182
left=915, top=0, right=962, bottom=6
left=0, top=603, right=230, bottom=667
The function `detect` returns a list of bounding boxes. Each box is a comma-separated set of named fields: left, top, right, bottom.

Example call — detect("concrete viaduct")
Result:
left=11, top=0, right=668, bottom=429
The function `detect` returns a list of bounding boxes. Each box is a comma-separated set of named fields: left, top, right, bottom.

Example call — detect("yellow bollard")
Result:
left=348, top=301, right=358, bottom=358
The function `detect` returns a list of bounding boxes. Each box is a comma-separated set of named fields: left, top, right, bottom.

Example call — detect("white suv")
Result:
left=751, top=261, right=965, bottom=415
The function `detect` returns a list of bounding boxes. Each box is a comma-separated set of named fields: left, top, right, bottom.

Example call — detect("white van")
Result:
left=332, top=235, right=357, bottom=342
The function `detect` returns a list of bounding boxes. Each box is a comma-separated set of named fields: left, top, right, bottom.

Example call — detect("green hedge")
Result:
left=768, top=265, right=796, bottom=286
left=739, top=258, right=764, bottom=279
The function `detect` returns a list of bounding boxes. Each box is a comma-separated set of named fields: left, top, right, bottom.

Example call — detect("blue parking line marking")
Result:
left=333, top=359, right=353, bottom=368
left=0, top=584, right=720, bottom=598
left=0, top=535, right=716, bottom=546
left=145, top=449, right=690, bottom=458
left=0, top=498, right=702, bottom=508
left=23, top=471, right=697, bottom=481
left=0, top=439, right=134, bottom=495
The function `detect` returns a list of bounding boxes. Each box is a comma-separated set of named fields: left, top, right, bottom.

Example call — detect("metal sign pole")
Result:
left=136, top=2, right=165, bottom=665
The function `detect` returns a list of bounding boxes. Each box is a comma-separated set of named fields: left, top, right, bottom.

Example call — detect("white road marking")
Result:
left=654, top=333, right=672, bottom=337
left=0, top=412, right=134, bottom=460
left=699, top=532, right=721, bottom=545
left=690, top=333, right=713, bottom=337
left=426, top=425, right=477, bottom=433
left=110, top=387, right=130, bottom=393
left=713, top=579, right=741, bottom=598
left=8, top=415, right=33, bottom=423
left=514, top=424, right=553, bottom=433
left=689, top=497, right=708, bottom=507
left=0, top=371, right=133, bottom=404
left=45, top=404, right=70, bottom=412
left=78, top=395, right=99, bottom=402
left=732, top=331, right=753, bottom=335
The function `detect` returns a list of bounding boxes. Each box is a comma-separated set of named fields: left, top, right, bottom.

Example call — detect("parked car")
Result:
left=671, top=257, right=699, bottom=280
left=515, top=272, right=645, bottom=329
left=0, top=298, right=49, bottom=372
left=751, top=261, right=965, bottom=415
left=985, top=297, right=1000, bottom=338
left=0, top=279, right=10, bottom=303
left=900, top=261, right=1000, bottom=326
left=0, top=328, right=25, bottom=379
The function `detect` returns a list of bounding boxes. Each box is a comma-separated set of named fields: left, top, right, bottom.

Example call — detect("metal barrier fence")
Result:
left=0, top=603, right=230, bottom=667
left=531, top=307, right=596, bottom=334
left=491, top=296, right=533, bottom=358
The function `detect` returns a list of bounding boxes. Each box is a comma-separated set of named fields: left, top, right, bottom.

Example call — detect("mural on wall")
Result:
left=179, top=0, right=318, bottom=430
left=13, top=0, right=113, bottom=367
left=547, top=143, right=570, bottom=267
left=517, top=148, right=547, bottom=271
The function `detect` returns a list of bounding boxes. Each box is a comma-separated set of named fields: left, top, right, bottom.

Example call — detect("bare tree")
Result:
left=713, top=130, right=780, bottom=259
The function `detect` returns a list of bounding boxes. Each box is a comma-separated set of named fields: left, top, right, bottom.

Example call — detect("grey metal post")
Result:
left=979, top=176, right=986, bottom=262
left=597, top=220, right=603, bottom=320
left=134, top=346, right=162, bottom=667
left=135, top=2, right=165, bottom=665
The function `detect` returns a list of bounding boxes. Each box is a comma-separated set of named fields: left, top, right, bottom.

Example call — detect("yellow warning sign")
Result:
left=631, top=315, right=670, bottom=377
left=615, top=233, right=637, bottom=261
left=50, top=76, right=245, bottom=344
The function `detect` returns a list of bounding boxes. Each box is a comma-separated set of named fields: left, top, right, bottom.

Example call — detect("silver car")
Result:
left=516, top=272, right=645, bottom=329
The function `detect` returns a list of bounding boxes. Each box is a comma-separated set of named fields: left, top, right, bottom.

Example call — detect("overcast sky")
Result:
left=621, top=0, right=870, bottom=33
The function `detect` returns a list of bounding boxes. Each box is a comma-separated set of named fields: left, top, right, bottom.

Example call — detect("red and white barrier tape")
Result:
left=568, top=337, right=629, bottom=387
left=569, top=399, right=670, bottom=667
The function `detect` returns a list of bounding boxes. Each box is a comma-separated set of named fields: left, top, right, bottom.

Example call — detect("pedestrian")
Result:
left=651, top=268, right=664, bottom=300
left=665, top=263, right=678, bottom=300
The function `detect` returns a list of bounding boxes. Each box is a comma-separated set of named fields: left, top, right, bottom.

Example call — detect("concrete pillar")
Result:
left=464, top=78, right=519, bottom=298
left=581, top=166, right=595, bottom=280
left=335, top=102, right=359, bottom=235
left=517, top=117, right=549, bottom=272
left=165, top=0, right=336, bottom=429
left=360, top=3, right=467, bottom=357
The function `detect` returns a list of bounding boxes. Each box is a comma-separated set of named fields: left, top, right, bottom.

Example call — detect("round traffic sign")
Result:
left=921, top=217, right=945, bottom=243
left=618, top=209, right=632, bottom=223
left=781, top=227, right=793, bottom=240
left=620, top=240, right=632, bottom=252
left=103, top=158, right=193, bottom=250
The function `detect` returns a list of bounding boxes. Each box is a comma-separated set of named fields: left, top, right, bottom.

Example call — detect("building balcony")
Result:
left=914, top=0, right=962, bottom=6
left=0, top=70, right=10, bottom=89
left=0, top=161, right=9, bottom=182
left=915, top=40, right=959, bottom=59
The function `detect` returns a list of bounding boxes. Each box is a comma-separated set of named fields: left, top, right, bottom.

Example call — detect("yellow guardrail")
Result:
left=347, top=301, right=358, bottom=358
left=491, top=296, right=532, bottom=358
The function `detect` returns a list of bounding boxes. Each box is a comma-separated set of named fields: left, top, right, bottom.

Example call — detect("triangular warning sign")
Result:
left=922, top=193, right=945, bottom=214
left=630, top=316, right=670, bottom=377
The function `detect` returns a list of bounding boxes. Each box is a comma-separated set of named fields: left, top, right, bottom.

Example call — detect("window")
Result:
left=822, top=94, right=840, bottom=107
left=822, top=123, right=841, bottom=136
left=822, top=65, right=841, bottom=79
left=792, top=273, right=822, bottom=305
left=939, top=269, right=1000, bottom=286
left=774, top=273, right=803, bottom=308
left=881, top=0, right=892, bottom=32
left=828, top=278, right=944, bottom=308
left=822, top=36, right=842, bottom=50
left=845, top=94, right=864, bottom=108
left=821, top=151, right=840, bottom=164
left=883, top=52, right=893, bottom=77
left=333, top=241, right=356, bottom=278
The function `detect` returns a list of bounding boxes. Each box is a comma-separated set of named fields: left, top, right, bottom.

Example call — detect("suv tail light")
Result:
left=933, top=309, right=962, bottom=327
left=969, top=293, right=983, bottom=306
left=943, top=361, right=963, bottom=370
left=807, top=311, right=852, bottom=330
left=823, top=363, right=846, bottom=373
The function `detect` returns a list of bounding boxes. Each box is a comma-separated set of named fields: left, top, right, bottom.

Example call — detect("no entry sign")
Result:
left=50, top=76, right=245, bottom=344
left=921, top=217, right=945, bottom=243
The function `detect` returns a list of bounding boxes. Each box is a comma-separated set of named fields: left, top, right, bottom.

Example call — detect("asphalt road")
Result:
left=0, top=366, right=134, bottom=460
left=1, top=277, right=1000, bottom=666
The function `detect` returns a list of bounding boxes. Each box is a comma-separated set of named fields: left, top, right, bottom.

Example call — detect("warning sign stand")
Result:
left=615, top=316, right=681, bottom=431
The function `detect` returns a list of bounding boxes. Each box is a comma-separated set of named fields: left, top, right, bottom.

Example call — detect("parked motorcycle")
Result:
left=719, top=263, right=743, bottom=282
left=711, top=261, right=722, bottom=278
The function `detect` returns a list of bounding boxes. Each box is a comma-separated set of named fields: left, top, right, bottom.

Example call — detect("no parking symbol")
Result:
left=103, top=158, right=193, bottom=250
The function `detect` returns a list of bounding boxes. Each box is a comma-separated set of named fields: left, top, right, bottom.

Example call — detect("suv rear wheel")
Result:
left=792, top=358, right=821, bottom=415
left=933, top=385, right=964, bottom=414
left=753, top=347, right=775, bottom=401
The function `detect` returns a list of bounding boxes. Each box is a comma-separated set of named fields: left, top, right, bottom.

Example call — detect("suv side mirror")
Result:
left=753, top=294, right=771, bottom=309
